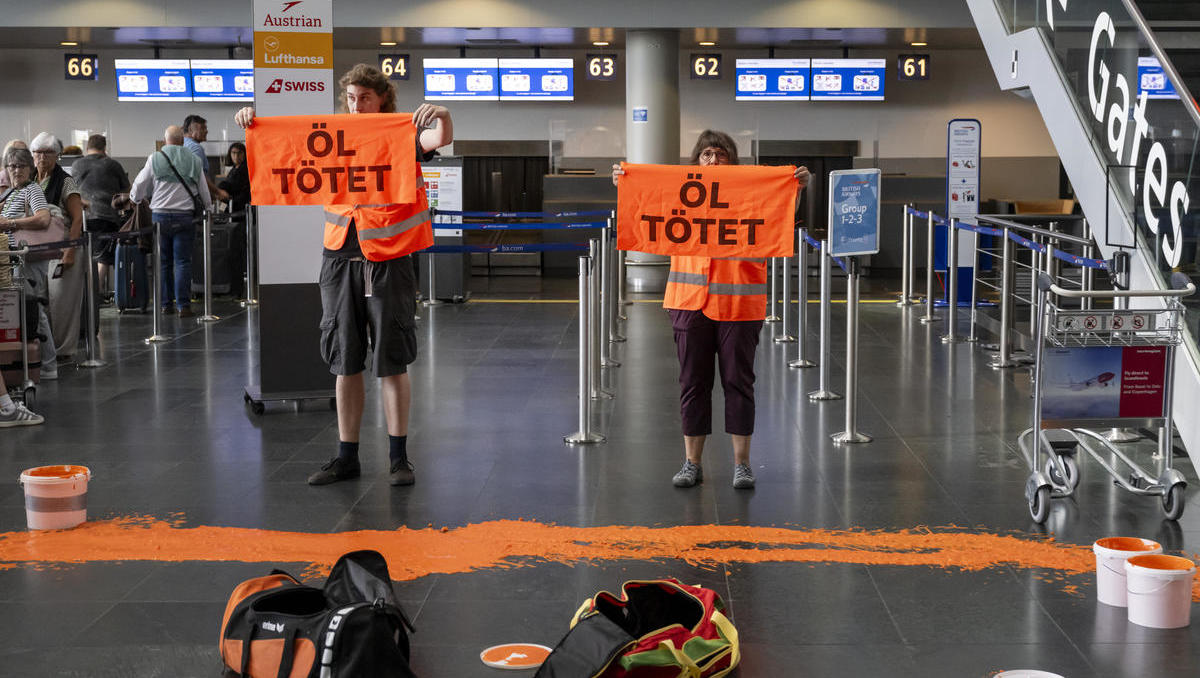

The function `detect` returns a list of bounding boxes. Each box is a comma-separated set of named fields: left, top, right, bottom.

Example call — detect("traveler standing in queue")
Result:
left=182, top=115, right=230, bottom=205
left=31, top=132, right=86, bottom=375
left=612, top=131, right=809, bottom=489
left=71, top=134, right=131, bottom=303
left=234, top=63, right=453, bottom=487
left=129, top=125, right=213, bottom=318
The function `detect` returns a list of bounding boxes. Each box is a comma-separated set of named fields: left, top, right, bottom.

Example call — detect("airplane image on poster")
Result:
left=1054, top=371, right=1116, bottom=391
left=1042, top=347, right=1122, bottom=420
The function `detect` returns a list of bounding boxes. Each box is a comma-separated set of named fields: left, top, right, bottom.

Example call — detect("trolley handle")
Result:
left=1040, top=272, right=1195, bottom=299
left=4, top=246, right=30, bottom=256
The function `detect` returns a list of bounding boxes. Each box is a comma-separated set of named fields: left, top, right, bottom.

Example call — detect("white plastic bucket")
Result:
left=1125, top=554, right=1196, bottom=629
left=1093, top=537, right=1162, bottom=607
left=18, top=465, right=92, bottom=530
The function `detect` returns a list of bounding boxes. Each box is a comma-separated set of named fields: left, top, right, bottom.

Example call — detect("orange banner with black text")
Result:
left=616, top=163, right=798, bottom=258
left=247, top=113, right=417, bottom=207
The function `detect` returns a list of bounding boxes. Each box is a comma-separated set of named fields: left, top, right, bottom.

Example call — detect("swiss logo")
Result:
left=264, top=78, right=325, bottom=94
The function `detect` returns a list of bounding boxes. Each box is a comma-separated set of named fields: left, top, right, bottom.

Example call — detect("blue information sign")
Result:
left=828, top=169, right=881, bottom=257
left=734, top=59, right=809, bottom=101
left=1137, top=56, right=1178, bottom=100
left=190, top=59, right=254, bottom=102
left=498, top=58, right=574, bottom=101
left=114, top=59, right=192, bottom=102
left=809, top=59, right=886, bottom=101
left=423, top=58, right=499, bottom=101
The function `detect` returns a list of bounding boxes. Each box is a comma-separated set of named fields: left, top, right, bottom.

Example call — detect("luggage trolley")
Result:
left=1021, top=272, right=1196, bottom=523
left=0, top=238, right=35, bottom=404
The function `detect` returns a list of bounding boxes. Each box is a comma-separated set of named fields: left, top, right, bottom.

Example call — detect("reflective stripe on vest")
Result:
left=667, top=271, right=707, bottom=286
left=708, top=282, right=767, bottom=296
left=357, top=209, right=431, bottom=241
left=324, top=210, right=351, bottom=228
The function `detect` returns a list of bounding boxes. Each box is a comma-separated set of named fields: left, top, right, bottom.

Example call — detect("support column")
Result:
left=623, top=29, right=679, bottom=293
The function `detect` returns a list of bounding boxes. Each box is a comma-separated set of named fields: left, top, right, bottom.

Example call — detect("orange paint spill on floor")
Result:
left=1, top=517, right=1196, bottom=599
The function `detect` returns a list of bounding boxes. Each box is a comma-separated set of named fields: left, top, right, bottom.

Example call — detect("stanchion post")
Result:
left=607, top=222, right=625, bottom=342
left=1082, top=219, right=1094, bottom=311
left=833, top=257, right=871, bottom=443
left=599, top=227, right=620, bottom=366
left=918, top=211, right=940, bottom=324
left=589, top=239, right=613, bottom=398
left=990, top=228, right=1019, bottom=368
left=789, top=229, right=815, bottom=369
left=897, top=205, right=916, bottom=306
left=941, top=219, right=961, bottom=343
left=967, top=225, right=980, bottom=343
left=241, top=205, right=259, bottom=307
left=565, top=255, right=605, bottom=445
left=774, top=252, right=795, bottom=343
left=766, top=258, right=780, bottom=322
left=198, top=210, right=219, bottom=322
left=79, top=227, right=106, bottom=368
left=146, top=220, right=168, bottom=343
left=809, top=239, right=842, bottom=401
left=618, top=250, right=630, bottom=309
left=422, top=251, right=444, bottom=307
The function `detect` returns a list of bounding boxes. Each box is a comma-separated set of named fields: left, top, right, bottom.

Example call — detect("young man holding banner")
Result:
left=235, top=64, right=452, bottom=487
left=614, top=131, right=809, bottom=489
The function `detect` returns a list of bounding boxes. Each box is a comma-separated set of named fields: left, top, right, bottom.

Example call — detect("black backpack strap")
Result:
left=275, top=625, right=299, bottom=678
left=533, top=612, right=636, bottom=678
left=240, top=620, right=258, bottom=676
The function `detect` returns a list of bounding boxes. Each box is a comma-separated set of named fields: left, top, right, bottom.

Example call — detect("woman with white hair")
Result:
left=30, top=132, right=86, bottom=378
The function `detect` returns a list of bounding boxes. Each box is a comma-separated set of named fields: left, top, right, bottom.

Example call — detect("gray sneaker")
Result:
left=389, top=460, right=415, bottom=486
left=672, top=460, right=703, bottom=487
left=0, top=403, right=44, bottom=428
left=733, top=463, right=756, bottom=490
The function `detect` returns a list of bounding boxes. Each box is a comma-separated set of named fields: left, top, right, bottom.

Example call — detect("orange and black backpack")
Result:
left=220, top=550, right=416, bottom=678
left=534, top=578, right=740, bottom=678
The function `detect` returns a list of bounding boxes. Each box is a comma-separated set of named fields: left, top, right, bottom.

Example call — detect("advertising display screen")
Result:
left=809, top=59, right=886, bottom=101
left=1137, top=56, right=1178, bottom=100
left=734, top=59, right=810, bottom=101
left=114, top=59, right=192, bottom=102
left=423, top=58, right=499, bottom=101
left=498, top=58, right=574, bottom=101
left=190, top=59, right=254, bottom=102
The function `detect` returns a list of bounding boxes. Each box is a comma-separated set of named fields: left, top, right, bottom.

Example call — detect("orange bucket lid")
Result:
left=1126, top=554, right=1196, bottom=572
left=19, top=465, right=91, bottom=481
left=1095, top=537, right=1159, bottom=552
left=480, top=643, right=552, bottom=669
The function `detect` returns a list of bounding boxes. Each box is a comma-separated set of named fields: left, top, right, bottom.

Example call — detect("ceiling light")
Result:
left=380, top=41, right=397, bottom=46
left=592, top=41, right=609, bottom=46
left=699, top=41, right=716, bottom=47
left=60, top=41, right=78, bottom=46
left=911, top=41, right=927, bottom=47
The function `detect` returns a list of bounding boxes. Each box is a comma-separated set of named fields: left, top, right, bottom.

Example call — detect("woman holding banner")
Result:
left=613, top=131, right=808, bottom=489
left=234, top=64, right=452, bottom=488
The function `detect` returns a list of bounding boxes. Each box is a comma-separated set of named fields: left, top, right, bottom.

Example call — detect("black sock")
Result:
left=389, top=435, right=408, bottom=466
left=338, top=440, right=360, bottom=463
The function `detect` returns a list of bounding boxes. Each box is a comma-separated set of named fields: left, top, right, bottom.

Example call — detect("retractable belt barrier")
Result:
left=423, top=243, right=588, bottom=254
left=447, top=222, right=607, bottom=231
left=18, top=226, right=156, bottom=255
left=434, top=209, right=611, bottom=219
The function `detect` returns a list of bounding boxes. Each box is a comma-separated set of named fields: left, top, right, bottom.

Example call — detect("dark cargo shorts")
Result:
left=318, top=255, right=417, bottom=378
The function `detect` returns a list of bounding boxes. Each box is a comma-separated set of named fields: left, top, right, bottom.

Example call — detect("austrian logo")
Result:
left=264, top=78, right=325, bottom=94
left=262, top=0, right=323, bottom=28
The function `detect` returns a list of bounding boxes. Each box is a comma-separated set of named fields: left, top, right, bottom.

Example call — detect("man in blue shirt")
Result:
left=182, top=114, right=229, bottom=204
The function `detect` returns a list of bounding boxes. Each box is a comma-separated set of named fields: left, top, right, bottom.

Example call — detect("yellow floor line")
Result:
left=470, top=298, right=902, bottom=304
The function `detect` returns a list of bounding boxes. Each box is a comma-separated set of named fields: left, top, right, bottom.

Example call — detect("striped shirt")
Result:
left=1, top=182, right=50, bottom=219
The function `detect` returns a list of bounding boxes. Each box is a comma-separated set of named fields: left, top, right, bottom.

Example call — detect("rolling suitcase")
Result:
left=192, top=216, right=244, bottom=296
left=115, top=241, right=149, bottom=312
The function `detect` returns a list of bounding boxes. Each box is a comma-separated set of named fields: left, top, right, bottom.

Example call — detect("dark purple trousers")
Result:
left=669, top=309, right=763, bottom=437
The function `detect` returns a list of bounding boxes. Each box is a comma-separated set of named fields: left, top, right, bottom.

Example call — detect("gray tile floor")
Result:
left=3, top=277, right=1199, bottom=677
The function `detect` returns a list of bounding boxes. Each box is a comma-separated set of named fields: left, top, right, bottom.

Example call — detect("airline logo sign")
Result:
left=253, top=0, right=330, bottom=33
left=254, top=30, right=332, bottom=70
left=1047, top=2, right=1193, bottom=267
left=264, top=77, right=326, bottom=94
left=254, top=69, right=333, bottom=108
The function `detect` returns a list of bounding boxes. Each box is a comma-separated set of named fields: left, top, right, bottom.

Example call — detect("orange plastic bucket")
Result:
left=18, top=465, right=92, bottom=530
left=1125, top=554, right=1196, bottom=629
left=1092, top=537, right=1161, bottom=607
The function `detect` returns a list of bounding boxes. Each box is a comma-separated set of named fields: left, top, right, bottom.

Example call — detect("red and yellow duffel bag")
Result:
left=534, top=578, right=739, bottom=678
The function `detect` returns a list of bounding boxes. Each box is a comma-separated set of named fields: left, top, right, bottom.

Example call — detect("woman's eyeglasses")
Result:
left=4, top=164, right=28, bottom=171
left=699, top=149, right=729, bottom=162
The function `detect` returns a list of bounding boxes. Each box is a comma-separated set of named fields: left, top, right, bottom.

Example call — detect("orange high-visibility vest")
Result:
left=664, top=255, right=768, bottom=321
left=323, top=167, right=432, bottom=262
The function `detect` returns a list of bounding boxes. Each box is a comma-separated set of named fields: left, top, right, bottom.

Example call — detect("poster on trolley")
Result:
left=1041, top=346, right=1168, bottom=425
